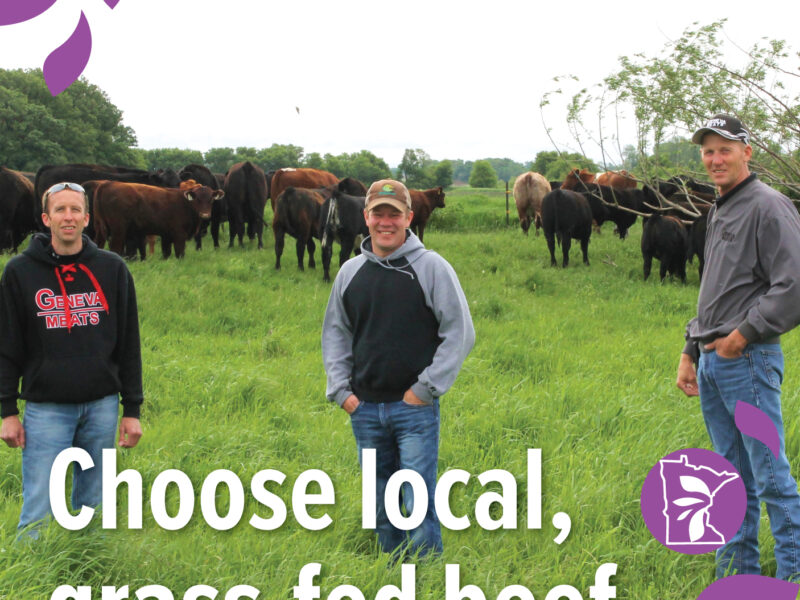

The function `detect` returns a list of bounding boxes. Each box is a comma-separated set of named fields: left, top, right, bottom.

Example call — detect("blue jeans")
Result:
left=350, top=398, right=442, bottom=556
left=19, top=395, right=119, bottom=533
left=698, top=344, right=800, bottom=580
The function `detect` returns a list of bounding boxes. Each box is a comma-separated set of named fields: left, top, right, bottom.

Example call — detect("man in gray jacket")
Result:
left=322, top=179, right=474, bottom=557
left=676, top=114, right=800, bottom=580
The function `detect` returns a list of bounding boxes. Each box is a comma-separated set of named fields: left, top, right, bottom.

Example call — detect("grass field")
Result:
left=1, top=188, right=798, bottom=599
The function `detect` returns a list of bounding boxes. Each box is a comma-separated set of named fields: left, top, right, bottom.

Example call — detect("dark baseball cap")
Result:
left=691, top=114, right=751, bottom=145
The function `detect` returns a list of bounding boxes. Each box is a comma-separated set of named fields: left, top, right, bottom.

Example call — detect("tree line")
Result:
left=0, top=68, right=605, bottom=191
left=10, top=32, right=781, bottom=197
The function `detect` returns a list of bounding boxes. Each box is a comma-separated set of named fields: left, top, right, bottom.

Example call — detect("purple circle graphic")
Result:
left=641, top=448, right=746, bottom=554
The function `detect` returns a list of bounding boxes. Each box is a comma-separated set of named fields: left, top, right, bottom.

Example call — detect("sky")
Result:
left=0, top=0, right=798, bottom=167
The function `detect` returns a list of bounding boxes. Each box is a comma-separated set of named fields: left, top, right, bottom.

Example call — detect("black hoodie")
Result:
left=0, top=234, right=143, bottom=418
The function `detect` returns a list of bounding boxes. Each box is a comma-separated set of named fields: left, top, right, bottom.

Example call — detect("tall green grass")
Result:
left=0, top=193, right=796, bottom=599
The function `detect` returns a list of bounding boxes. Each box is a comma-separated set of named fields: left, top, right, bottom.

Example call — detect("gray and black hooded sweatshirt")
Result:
left=322, top=230, right=474, bottom=406
left=0, top=233, right=143, bottom=419
left=684, top=174, right=800, bottom=359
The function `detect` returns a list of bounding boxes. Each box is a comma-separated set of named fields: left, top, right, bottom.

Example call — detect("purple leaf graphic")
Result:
left=0, top=0, right=58, bottom=26
left=735, top=401, right=781, bottom=458
left=104, top=0, right=120, bottom=8
left=43, top=11, right=92, bottom=97
left=697, top=574, right=799, bottom=600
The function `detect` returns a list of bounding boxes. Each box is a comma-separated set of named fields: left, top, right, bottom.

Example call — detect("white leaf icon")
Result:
left=677, top=509, right=693, bottom=521
left=689, top=508, right=707, bottom=541
left=680, top=475, right=712, bottom=497
left=673, top=497, right=704, bottom=507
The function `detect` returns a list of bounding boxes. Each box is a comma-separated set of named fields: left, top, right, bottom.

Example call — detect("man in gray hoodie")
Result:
left=676, top=114, right=800, bottom=580
left=322, top=178, right=474, bottom=557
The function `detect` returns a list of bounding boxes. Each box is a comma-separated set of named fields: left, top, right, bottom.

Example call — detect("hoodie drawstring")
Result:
left=373, top=257, right=416, bottom=280
left=54, top=263, right=110, bottom=332
left=78, top=264, right=110, bottom=313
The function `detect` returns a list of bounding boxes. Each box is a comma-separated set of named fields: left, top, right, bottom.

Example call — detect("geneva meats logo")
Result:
left=35, top=288, right=104, bottom=329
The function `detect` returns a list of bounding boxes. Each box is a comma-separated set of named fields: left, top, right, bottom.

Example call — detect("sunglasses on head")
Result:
left=44, top=182, right=86, bottom=198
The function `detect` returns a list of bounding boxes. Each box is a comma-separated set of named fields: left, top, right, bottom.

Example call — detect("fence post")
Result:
left=505, top=180, right=509, bottom=226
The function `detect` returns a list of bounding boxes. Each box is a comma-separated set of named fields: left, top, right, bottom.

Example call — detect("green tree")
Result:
left=485, top=157, right=527, bottom=181
left=652, top=137, right=704, bottom=176
left=450, top=159, right=473, bottom=184
left=398, top=148, right=435, bottom=188
left=530, top=151, right=560, bottom=176
left=315, top=150, right=391, bottom=183
left=303, top=152, right=325, bottom=169
left=323, top=153, right=348, bottom=177
left=469, top=160, right=498, bottom=188
left=346, top=150, right=392, bottom=184
left=433, top=160, right=454, bottom=188
left=204, top=147, right=237, bottom=174
left=256, top=143, right=304, bottom=172
left=141, top=148, right=204, bottom=171
left=235, top=146, right=259, bottom=165
left=0, top=85, right=66, bottom=170
left=0, top=68, right=144, bottom=169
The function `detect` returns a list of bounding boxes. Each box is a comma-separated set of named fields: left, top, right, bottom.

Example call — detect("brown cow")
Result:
left=596, top=170, right=637, bottom=189
left=513, top=172, right=551, bottom=235
left=93, top=181, right=224, bottom=259
left=272, top=186, right=326, bottom=270
left=561, top=168, right=596, bottom=190
left=35, top=163, right=180, bottom=227
left=269, top=168, right=338, bottom=211
left=409, top=187, right=445, bottom=242
left=179, top=163, right=226, bottom=249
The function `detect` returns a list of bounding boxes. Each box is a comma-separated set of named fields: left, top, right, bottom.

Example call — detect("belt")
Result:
left=698, top=335, right=780, bottom=353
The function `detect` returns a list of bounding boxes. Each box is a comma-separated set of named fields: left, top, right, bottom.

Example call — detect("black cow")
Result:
left=641, top=214, right=689, bottom=283
left=224, top=161, right=268, bottom=249
left=687, top=214, right=708, bottom=280
left=0, top=167, right=36, bottom=253
left=337, top=177, right=367, bottom=196
left=179, top=164, right=227, bottom=249
left=658, top=175, right=716, bottom=199
left=273, top=187, right=324, bottom=271
left=541, top=189, right=593, bottom=267
left=34, top=164, right=180, bottom=227
left=576, top=183, right=644, bottom=239
left=319, top=190, right=369, bottom=282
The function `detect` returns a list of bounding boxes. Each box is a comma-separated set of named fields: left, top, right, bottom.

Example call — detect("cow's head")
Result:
left=183, top=184, right=224, bottom=219
left=432, top=187, right=446, bottom=208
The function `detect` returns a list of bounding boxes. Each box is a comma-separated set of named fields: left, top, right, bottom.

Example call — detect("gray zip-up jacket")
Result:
left=684, top=175, right=800, bottom=357
left=322, top=230, right=475, bottom=406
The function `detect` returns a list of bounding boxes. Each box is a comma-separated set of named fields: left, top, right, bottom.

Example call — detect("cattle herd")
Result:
left=0, top=163, right=446, bottom=283
left=514, top=168, right=717, bottom=282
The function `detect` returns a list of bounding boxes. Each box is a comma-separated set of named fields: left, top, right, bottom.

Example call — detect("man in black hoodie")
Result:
left=0, top=182, right=143, bottom=534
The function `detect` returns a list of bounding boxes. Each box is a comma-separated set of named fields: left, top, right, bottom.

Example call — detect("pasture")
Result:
left=1, top=188, right=797, bottom=600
